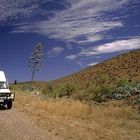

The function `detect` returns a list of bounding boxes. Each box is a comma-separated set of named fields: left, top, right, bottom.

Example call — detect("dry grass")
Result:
left=13, top=92, right=140, bottom=140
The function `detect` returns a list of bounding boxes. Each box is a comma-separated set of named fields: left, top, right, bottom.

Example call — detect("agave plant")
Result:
left=112, top=82, right=140, bottom=100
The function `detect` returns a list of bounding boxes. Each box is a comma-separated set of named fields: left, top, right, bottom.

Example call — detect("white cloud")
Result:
left=79, top=38, right=140, bottom=56
left=66, top=37, right=140, bottom=60
left=87, top=62, right=99, bottom=66
left=47, top=47, right=64, bottom=57
left=11, top=0, right=128, bottom=44
left=0, top=0, right=48, bottom=24
left=51, top=47, right=64, bottom=53
left=77, top=62, right=84, bottom=68
left=2, top=0, right=139, bottom=46
left=66, top=55, right=77, bottom=60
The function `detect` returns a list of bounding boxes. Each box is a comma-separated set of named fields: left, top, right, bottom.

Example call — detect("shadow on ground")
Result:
left=0, top=105, right=7, bottom=111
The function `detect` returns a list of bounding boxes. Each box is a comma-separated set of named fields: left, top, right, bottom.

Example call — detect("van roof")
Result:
left=0, top=71, right=6, bottom=82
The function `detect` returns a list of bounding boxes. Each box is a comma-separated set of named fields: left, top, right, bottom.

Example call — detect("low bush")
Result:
left=41, top=79, right=140, bottom=107
left=90, top=85, right=113, bottom=102
left=74, top=84, right=113, bottom=102
left=41, top=82, right=78, bottom=99
left=57, top=82, right=77, bottom=97
left=41, top=82, right=56, bottom=98
left=116, top=77, right=129, bottom=87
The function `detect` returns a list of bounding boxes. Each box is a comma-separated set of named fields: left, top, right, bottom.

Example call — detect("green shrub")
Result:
left=57, top=82, right=77, bottom=97
left=90, top=85, right=113, bottom=102
left=41, top=82, right=55, bottom=98
left=81, top=85, right=101, bottom=101
left=91, top=92, right=102, bottom=103
left=41, top=82, right=78, bottom=99
left=99, top=74, right=109, bottom=84
left=117, top=77, right=129, bottom=87
left=74, top=84, right=113, bottom=102
left=20, top=85, right=34, bottom=92
left=100, top=85, right=113, bottom=99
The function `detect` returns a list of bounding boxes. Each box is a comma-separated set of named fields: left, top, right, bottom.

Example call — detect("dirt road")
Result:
left=0, top=107, right=60, bottom=140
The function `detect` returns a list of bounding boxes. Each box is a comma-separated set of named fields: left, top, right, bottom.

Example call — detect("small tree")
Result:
left=28, top=43, right=44, bottom=81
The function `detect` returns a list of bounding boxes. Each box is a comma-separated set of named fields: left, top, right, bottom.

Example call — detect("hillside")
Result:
left=13, top=49, right=140, bottom=101
left=54, top=49, right=140, bottom=87
left=15, top=49, right=140, bottom=89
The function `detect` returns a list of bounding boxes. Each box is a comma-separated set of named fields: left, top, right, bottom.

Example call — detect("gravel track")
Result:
left=0, top=107, right=60, bottom=140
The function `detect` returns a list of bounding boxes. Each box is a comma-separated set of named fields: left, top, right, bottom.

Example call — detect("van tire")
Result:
left=7, top=101, right=12, bottom=109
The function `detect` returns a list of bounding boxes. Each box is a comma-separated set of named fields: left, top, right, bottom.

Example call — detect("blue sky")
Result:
left=0, top=0, right=140, bottom=82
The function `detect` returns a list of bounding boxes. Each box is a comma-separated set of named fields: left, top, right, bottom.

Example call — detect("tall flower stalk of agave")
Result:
left=28, top=43, right=44, bottom=81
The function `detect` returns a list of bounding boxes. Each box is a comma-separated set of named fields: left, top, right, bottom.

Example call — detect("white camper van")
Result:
left=0, top=71, right=15, bottom=109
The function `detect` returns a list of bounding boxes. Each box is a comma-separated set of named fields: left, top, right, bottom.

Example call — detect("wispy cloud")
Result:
left=66, top=37, right=140, bottom=60
left=87, top=62, right=99, bottom=66
left=47, top=46, right=64, bottom=57
left=11, top=0, right=130, bottom=44
left=79, top=38, right=140, bottom=56
left=2, top=0, right=140, bottom=46
left=66, top=55, right=77, bottom=60
left=0, top=0, right=35, bottom=23
left=0, top=0, right=55, bottom=25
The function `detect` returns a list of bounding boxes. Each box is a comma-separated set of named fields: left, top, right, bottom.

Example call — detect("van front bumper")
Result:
left=0, top=92, right=15, bottom=104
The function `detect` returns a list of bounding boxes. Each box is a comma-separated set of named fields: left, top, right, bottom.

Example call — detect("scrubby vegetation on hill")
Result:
left=12, top=49, right=140, bottom=107
left=39, top=49, right=140, bottom=106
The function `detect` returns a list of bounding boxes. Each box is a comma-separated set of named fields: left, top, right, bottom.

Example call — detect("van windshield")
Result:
left=0, top=82, right=8, bottom=89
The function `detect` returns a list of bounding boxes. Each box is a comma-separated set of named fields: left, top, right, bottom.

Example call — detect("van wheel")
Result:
left=7, top=101, right=12, bottom=109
